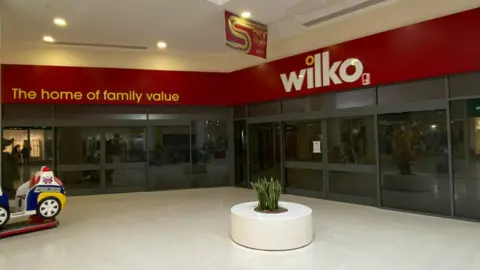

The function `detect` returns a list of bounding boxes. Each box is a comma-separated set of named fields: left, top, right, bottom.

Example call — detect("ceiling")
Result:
left=1, top=0, right=479, bottom=72
left=0, top=0, right=395, bottom=54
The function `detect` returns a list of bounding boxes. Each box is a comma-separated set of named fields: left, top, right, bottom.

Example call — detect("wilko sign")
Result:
left=280, top=51, right=370, bottom=93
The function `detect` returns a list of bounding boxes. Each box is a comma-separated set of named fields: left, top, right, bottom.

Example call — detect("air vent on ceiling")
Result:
left=50, top=41, right=148, bottom=50
left=302, top=0, right=388, bottom=27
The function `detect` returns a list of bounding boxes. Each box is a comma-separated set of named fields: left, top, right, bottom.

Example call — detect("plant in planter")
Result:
left=231, top=177, right=313, bottom=250
left=250, top=177, right=286, bottom=213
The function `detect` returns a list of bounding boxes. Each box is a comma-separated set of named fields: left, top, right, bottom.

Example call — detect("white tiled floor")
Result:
left=1, top=187, right=479, bottom=270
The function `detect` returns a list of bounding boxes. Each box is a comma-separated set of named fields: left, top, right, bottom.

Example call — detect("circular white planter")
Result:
left=230, top=201, right=313, bottom=251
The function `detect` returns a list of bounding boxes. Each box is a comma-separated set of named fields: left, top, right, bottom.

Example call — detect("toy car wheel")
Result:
left=0, top=206, right=9, bottom=229
left=37, top=197, right=61, bottom=219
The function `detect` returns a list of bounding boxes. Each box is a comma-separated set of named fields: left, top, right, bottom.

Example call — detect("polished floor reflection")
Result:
left=1, top=188, right=479, bottom=270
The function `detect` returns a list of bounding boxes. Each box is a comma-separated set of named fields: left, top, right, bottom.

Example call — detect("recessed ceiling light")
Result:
left=43, top=36, right=55, bottom=43
left=156, top=41, right=167, bottom=49
left=241, top=12, right=251, bottom=18
left=53, top=17, right=67, bottom=27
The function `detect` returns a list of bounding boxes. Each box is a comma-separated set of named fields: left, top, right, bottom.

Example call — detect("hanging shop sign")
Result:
left=225, top=11, right=268, bottom=59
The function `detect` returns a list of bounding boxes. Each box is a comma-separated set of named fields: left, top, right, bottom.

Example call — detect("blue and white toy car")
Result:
left=0, top=166, right=66, bottom=229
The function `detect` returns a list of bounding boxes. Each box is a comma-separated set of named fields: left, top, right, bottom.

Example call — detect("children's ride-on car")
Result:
left=0, top=166, right=66, bottom=231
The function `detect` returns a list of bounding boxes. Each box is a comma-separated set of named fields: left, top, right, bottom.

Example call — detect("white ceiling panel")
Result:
left=0, top=0, right=478, bottom=60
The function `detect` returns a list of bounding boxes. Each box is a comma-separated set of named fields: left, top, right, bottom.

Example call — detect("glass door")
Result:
left=326, top=116, right=377, bottom=206
left=248, top=122, right=281, bottom=184
left=56, top=127, right=147, bottom=195
left=450, top=99, right=480, bottom=220
left=234, top=120, right=248, bottom=187
left=148, top=125, right=191, bottom=190
left=104, top=127, right=147, bottom=191
left=378, top=110, right=451, bottom=215
left=56, top=127, right=102, bottom=193
left=2, top=127, right=54, bottom=180
left=191, top=120, right=228, bottom=187
left=284, top=121, right=325, bottom=198
left=2, top=127, right=54, bottom=197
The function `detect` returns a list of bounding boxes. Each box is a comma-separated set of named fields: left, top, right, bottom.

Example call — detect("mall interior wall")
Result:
left=2, top=8, right=480, bottom=222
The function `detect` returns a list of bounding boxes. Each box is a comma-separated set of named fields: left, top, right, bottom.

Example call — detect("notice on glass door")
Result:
left=313, top=141, right=322, bottom=153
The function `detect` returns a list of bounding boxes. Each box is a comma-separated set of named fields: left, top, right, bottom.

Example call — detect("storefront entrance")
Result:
left=2, top=127, right=54, bottom=183
left=56, top=127, right=147, bottom=194
left=248, top=123, right=281, bottom=185
left=1, top=105, right=230, bottom=196
left=283, top=117, right=377, bottom=205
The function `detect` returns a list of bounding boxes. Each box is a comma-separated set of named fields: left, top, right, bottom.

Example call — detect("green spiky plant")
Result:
left=250, top=177, right=282, bottom=212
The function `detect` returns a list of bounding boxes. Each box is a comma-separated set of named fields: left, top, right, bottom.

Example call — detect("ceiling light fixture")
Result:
left=241, top=12, right=251, bottom=19
left=53, top=17, right=67, bottom=27
left=156, top=41, right=167, bottom=49
left=43, top=36, right=55, bottom=43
